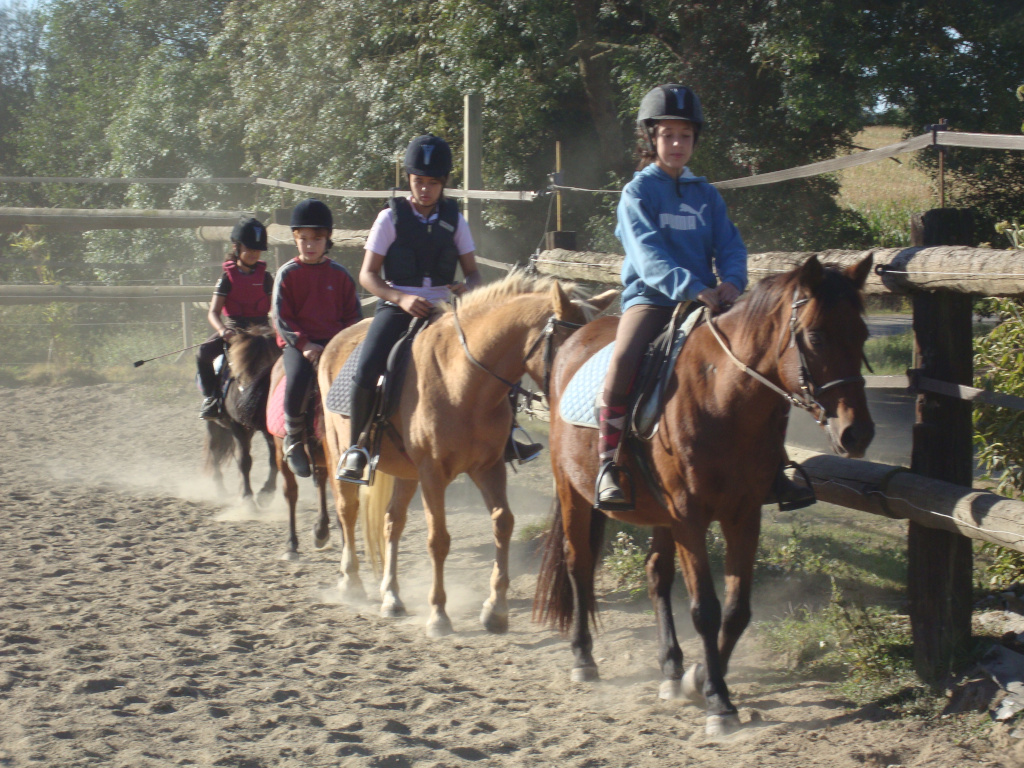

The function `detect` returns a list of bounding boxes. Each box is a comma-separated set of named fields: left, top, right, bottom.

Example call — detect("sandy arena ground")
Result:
left=1, top=378, right=1020, bottom=767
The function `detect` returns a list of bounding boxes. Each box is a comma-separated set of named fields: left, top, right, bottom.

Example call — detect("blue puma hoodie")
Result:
left=615, top=163, right=747, bottom=310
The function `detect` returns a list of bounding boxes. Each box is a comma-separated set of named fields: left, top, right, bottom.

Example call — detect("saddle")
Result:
left=324, top=316, right=429, bottom=422
left=558, top=302, right=704, bottom=440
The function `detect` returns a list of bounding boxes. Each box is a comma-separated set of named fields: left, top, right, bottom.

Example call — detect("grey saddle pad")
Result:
left=324, top=343, right=362, bottom=417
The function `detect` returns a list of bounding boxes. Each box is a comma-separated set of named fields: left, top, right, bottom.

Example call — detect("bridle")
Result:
left=706, top=287, right=866, bottom=427
left=451, top=303, right=582, bottom=404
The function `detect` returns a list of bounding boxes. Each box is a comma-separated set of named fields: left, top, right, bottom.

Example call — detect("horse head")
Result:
left=776, top=255, right=875, bottom=458
left=226, top=326, right=281, bottom=389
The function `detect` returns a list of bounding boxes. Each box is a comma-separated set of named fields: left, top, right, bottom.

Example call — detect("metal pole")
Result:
left=556, top=141, right=563, bottom=232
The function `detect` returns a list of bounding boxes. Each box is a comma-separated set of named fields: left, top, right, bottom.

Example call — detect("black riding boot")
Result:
left=197, top=359, right=221, bottom=420
left=338, top=385, right=375, bottom=482
left=284, top=416, right=310, bottom=478
left=764, top=461, right=816, bottom=511
left=503, top=429, right=543, bottom=465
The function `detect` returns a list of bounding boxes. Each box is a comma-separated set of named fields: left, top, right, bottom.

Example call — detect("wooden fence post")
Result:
left=463, top=93, right=483, bottom=238
left=908, top=208, right=975, bottom=684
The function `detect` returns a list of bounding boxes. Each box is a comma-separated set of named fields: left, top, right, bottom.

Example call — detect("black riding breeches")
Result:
left=353, top=301, right=415, bottom=391
left=282, top=339, right=329, bottom=420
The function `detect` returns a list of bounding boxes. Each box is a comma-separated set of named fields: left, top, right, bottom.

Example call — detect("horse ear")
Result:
left=846, top=254, right=873, bottom=290
left=552, top=280, right=577, bottom=322
left=579, top=288, right=619, bottom=318
left=798, top=255, right=824, bottom=291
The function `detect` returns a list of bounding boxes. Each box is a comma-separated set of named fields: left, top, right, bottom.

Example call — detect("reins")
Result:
left=705, top=287, right=865, bottom=426
left=450, top=301, right=581, bottom=404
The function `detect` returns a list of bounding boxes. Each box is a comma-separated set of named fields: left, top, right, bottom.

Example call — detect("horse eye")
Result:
left=806, top=331, right=825, bottom=345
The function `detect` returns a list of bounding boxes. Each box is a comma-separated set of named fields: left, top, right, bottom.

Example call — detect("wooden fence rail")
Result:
left=534, top=246, right=1024, bottom=297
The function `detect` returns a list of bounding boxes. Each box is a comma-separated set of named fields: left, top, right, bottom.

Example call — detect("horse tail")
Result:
left=203, top=419, right=234, bottom=472
left=533, top=497, right=606, bottom=633
left=359, top=470, right=395, bottom=579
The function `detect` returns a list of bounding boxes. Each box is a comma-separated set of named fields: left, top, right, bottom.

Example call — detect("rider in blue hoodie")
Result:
left=596, top=84, right=814, bottom=512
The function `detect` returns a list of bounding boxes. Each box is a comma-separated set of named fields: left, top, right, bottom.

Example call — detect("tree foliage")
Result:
left=3, top=0, right=1024, bottom=261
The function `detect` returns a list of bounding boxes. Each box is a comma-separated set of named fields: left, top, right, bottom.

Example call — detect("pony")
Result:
left=534, top=256, right=875, bottom=736
left=202, top=326, right=281, bottom=510
left=317, top=272, right=618, bottom=636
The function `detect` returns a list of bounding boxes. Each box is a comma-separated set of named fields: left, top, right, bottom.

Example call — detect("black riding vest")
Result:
left=382, top=197, right=460, bottom=287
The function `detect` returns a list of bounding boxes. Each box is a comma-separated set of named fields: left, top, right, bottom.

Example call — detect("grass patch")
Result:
left=837, top=126, right=934, bottom=248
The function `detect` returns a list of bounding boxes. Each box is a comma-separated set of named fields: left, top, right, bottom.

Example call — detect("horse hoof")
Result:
left=659, top=678, right=684, bottom=700
left=312, top=527, right=332, bottom=551
left=279, top=550, right=301, bottom=562
left=426, top=617, right=454, bottom=638
left=705, top=713, right=741, bottom=737
left=480, top=605, right=509, bottom=634
left=570, top=665, right=600, bottom=683
left=256, top=490, right=276, bottom=508
left=682, top=664, right=706, bottom=704
left=381, top=600, right=406, bottom=618
left=336, top=578, right=366, bottom=602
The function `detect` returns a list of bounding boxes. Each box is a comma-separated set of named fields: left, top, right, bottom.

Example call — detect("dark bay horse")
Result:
left=203, top=327, right=280, bottom=510
left=318, top=273, right=618, bottom=636
left=534, top=256, right=875, bottom=736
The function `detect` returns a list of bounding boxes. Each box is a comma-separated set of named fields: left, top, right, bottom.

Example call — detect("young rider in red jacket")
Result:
left=271, top=198, right=363, bottom=477
left=197, top=217, right=274, bottom=420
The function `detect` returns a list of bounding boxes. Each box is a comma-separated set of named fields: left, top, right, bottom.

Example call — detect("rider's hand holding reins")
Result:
left=698, top=282, right=741, bottom=315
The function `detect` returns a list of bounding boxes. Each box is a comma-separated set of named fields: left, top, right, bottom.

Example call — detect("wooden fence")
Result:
left=534, top=208, right=1024, bottom=684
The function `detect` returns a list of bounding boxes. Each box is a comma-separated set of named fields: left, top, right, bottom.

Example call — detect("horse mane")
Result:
left=226, top=326, right=280, bottom=387
left=438, top=270, right=580, bottom=315
left=736, top=262, right=864, bottom=331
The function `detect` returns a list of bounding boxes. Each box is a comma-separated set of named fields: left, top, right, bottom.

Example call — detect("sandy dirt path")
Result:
left=0, top=380, right=1016, bottom=767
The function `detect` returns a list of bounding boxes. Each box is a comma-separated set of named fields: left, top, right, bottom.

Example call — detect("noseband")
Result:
left=706, top=287, right=865, bottom=426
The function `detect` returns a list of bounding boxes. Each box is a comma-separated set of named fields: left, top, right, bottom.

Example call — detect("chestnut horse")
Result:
left=534, top=256, right=875, bottom=736
left=203, top=327, right=280, bottom=509
left=317, top=273, right=617, bottom=636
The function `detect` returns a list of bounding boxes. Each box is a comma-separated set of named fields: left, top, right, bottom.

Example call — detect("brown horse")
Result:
left=203, top=327, right=280, bottom=510
left=534, top=256, right=875, bottom=736
left=268, top=359, right=333, bottom=561
left=317, top=272, right=617, bottom=636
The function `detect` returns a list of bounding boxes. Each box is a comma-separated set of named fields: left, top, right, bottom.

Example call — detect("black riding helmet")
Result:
left=404, top=134, right=453, bottom=178
left=290, top=198, right=333, bottom=230
left=230, top=217, right=269, bottom=251
left=637, top=84, right=704, bottom=148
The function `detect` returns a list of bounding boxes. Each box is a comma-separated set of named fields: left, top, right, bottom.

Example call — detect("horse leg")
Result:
left=312, top=445, right=331, bottom=551
left=564, top=485, right=602, bottom=682
left=256, top=430, right=278, bottom=508
left=468, top=460, right=513, bottom=634
left=420, top=474, right=453, bottom=637
left=277, top=438, right=301, bottom=561
left=716, top=514, right=758, bottom=674
left=673, top=524, right=740, bottom=736
left=329, top=472, right=365, bottom=599
left=231, top=422, right=256, bottom=509
left=647, top=526, right=685, bottom=700
left=379, top=477, right=416, bottom=617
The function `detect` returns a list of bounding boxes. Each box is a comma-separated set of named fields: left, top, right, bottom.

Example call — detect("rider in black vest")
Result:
left=337, top=134, right=542, bottom=483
